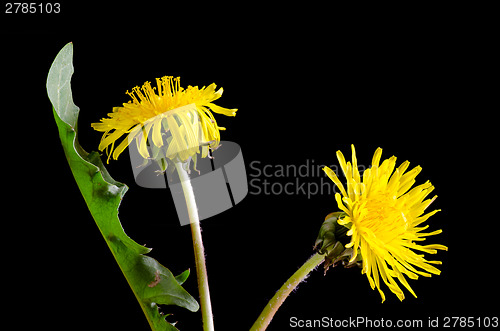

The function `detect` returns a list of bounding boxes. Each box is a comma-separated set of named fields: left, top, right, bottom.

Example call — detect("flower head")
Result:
left=323, top=145, right=447, bottom=302
left=91, top=76, right=237, bottom=163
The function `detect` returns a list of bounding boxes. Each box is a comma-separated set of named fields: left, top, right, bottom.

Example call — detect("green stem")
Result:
left=250, top=252, right=325, bottom=331
left=175, top=162, right=215, bottom=331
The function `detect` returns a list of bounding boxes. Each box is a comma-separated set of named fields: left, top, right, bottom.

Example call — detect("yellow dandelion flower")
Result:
left=323, top=145, right=447, bottom=302
left=91, top=76, right=237, bottom=163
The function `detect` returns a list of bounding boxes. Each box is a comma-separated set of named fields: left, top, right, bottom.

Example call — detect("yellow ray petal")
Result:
left=207, top=103, right=237, bottom=116
left=324, top=166, right=347, bottom=197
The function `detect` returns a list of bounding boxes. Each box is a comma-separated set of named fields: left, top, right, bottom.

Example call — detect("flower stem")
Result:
left=175, top=162, right=215, bottom=331
left=250, top=252, right=325, bottom=331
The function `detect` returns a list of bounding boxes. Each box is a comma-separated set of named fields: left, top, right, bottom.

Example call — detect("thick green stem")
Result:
left=175, top=162, right=215, bottom=331
left=250, top=252, right=325, bottom=331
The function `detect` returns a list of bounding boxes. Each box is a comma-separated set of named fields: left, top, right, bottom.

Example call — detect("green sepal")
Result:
left=313, top=212, right=348, bottom=254
left=314, top=211, right=361, bottom=273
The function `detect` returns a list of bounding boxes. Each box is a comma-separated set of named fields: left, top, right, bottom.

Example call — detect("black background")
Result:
left=2, top=3, right=497, bottom=330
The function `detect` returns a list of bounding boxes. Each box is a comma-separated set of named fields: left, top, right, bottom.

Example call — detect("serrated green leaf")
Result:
left=47, top=42, right=199, bottom=331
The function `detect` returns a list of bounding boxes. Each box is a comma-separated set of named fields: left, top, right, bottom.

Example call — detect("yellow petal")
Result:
left=112, top=134, right=133, bottom=160
left=323, top=166, right=347, bottom=197
left=207, top=102, right=237, bottom=116
left=166, top=115, right=187, bottom=152
left=371, top=147, right=383, bottom=169
left=411, top=209, right=440, bottom=227
left=136, top=122, right=153, bottom=159
left=98, top=129, right=126, bottom=152
left=335, top=193, right=351, bottom=215
left=398, top=166, right=422, bottom=196
left=351, top=144, right=361, bottom=183
left=152, top=117, right=164, bottom=147
left=336, top=150, right=348, bottom=177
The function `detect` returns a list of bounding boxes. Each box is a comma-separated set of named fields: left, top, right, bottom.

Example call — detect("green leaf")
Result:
left=175, top=269, right=191, bottom=286
left=47, top=42, right=199, bottom=331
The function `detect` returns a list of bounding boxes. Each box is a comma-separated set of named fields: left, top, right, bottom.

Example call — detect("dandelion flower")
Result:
left=91, top=76, right=237, bottom=163
left=323, top=145, right=447, bottom=302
